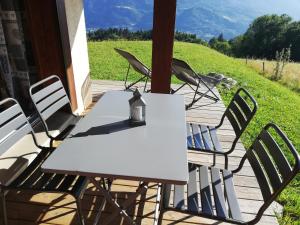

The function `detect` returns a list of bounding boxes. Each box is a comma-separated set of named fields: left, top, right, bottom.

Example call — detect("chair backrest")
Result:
left=114, top=48, right=151, bottom=77
left=218, top=88, right=257, bottom=151
left=171, top=58, right=199, bottom=86
left=0, top=98, right=37, bottom=156
left=29, top=75, right=72, bottom=133
left=246, top=123, right=300, bottom=224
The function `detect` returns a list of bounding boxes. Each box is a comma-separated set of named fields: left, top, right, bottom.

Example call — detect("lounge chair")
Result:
left=172, top=58, right=224, bottom=109
left=186, top=88, right=258, bottom=168
left=0, top=98, right=89, bottom=225
left=114, top=48, right=151, bottom=92
left=159, top=123, right=300, bottom=225
left=29, top=75, right=81, bottom=147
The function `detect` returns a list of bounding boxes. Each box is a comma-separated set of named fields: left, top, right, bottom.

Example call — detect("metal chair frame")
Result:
left=159, top=123, right=300, bottom=225
left=0, top=98, right=89, bottom=225
left=115, top=48, right=151, bottom=92
left=171, top=58, right=223, bottom=109
left=187, top=88, right=258, bottom=168
left=29, top=75, right=80, bottom=146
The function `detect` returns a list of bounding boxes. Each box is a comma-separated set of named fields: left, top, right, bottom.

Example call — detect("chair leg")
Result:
left=186, top=81, right=200, bottom=110
left=126, top=75, right=148, bottom=91
left=171, top=83, right=187, bottom=94
left=198, top=79, right=220, bottom=101
left=124, top=64, right=131, bottom=90
left=0, top=191, right=7, bottom=225
left=225, top=154, right=229, bottom=170
left=75, top=197, right=85, bottom=225
left=157, top=209, right=165, bottom=225
left=213, top=153, right=216, bottom=167
left=144, top=76, right=149, bottom=92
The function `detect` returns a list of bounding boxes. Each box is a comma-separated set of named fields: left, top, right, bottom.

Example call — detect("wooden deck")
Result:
left=5, top=80, right=281, bottom=225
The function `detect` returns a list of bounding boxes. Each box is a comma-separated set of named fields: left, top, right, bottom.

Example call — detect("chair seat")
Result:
left=47, top=111, right=81, bottom=140
left=167, top=164, right=243, bottom=222
left=186, top=123, right=223, bottom=153
left=0, top=133, right=42, bottom=186
left=174, top=71, right=199, bottom=87
left=8, top=149, right=88, bottom=198
left=0, top=113, right=82, bottom=187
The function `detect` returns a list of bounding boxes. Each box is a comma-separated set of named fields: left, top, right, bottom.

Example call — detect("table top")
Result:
left=42, top=91, right=188, bottom=185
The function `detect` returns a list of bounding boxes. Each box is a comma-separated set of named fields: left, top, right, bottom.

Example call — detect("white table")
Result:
left=42, top=91, right=188, bottom=224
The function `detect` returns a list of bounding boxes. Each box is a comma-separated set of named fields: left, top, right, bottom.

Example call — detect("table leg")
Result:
left=90, top=178, right=149, bottom=225
left=153, top=183, right=162, bottom=225
left=92, top=179, right=111, bottom=225
left=104, top=181, right=149, bottom=225
left=162, top=184, right=171, bottom=209
left=156, top=184, right=172, bottom=225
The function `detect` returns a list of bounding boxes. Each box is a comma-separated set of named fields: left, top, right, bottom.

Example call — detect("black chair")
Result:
left=172, top=58, right=224, bottom=109
left=115, top=48, right=151, bottom=92
left=186, top=88, right=258, bottom=168
left=29, top=75, right=81, bottom=146
left=159, top=123, right=300, bottom=225
left=0, top=98, right=88, bottom=225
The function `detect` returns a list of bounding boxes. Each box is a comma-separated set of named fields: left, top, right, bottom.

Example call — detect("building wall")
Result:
left=64, top=0, right=91, bottom=114
left=0, top=0, right=38, bottom=114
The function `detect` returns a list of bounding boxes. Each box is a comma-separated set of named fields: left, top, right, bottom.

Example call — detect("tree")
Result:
left=240, top=14, right=292, bottom=59
left=209, top=36, right=232, bottom=55
left=87, top=28, right=207, bottom=45
left=214, top=41, right=232, bottom=55
left=217, top=33, right=225, bottom=42
left=284, top=22, right=300, bottom=61
left=229, top=35, right=244, bottom=57
left=209, top=37, right=217, bottom=46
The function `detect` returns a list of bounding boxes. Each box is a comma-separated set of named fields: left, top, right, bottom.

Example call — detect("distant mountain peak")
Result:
left=84, top=0, right=300, bottom=40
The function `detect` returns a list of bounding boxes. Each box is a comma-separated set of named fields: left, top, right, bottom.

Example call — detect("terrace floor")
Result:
left=6, top=80, right=281, bottom=225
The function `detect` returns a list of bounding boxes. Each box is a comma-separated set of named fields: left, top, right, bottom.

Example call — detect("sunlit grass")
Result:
left=239, top=58, right=300, bottom=93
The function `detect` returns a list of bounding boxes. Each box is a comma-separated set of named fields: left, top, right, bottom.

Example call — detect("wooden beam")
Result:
left=151, top=0, right=177, bottom=93
left=24, top=0, right=78, bottom=111
left=24, top=0, right=66, bottom=83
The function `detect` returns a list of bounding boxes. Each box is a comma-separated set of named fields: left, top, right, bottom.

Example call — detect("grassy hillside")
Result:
left=88, top=41, right=300, bottom=224
left=239, top=58, right=300, bottom=93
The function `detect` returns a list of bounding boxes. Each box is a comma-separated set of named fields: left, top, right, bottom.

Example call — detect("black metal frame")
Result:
left=115, top=48, right=151, bottom=92
left=0, top=98, right=88, bottom=225
left=158, top=123, right=300, bottom=225
left=29, top=75, right=80, bottom=147
left=171, top=58, right=222, bottom=110
left=188, top=88, right=258, bottom=168
left=230, top=123, right=300, bottom=224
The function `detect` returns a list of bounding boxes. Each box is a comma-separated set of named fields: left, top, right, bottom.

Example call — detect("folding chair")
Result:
left=29, top=75, right=81, bottom=146
left=0, top=98, right=89, bottom=225
left=159, top=123, right=300, bottom=225
left=186, top=88, right=258, bottom=168
left=115, top=48, right=151, bottom=92
left=172, top=58, right=224, bottom=109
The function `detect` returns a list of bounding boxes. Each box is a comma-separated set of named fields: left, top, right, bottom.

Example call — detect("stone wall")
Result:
left=0, top=0, right=37, bottom=113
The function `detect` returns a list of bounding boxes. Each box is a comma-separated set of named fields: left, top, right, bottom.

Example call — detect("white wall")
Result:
left=64, top=0, right=91, bottom=114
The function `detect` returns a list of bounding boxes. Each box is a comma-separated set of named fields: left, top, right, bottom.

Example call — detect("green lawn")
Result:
left=88, top=40, right=300, bottom=224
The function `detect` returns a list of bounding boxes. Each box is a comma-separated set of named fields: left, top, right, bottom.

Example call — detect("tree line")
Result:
left=209, top=14, right=300, bottom=62
left=87, top=14, right=300, bottom=62
left=87, top=28, right=207, bottom=45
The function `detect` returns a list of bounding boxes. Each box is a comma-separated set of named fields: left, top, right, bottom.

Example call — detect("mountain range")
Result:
left=84, top=0, right=300, bottom=40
